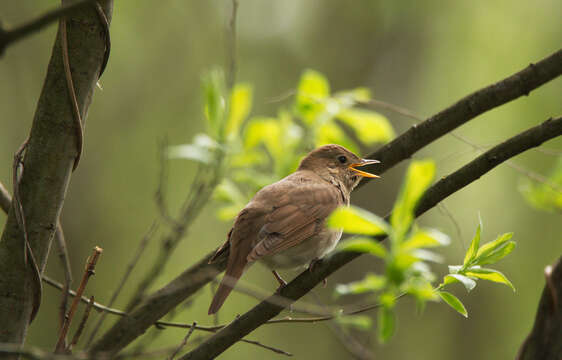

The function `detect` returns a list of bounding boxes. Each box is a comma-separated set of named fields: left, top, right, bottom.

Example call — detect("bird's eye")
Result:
left=337, top=155, right=347, bottom=164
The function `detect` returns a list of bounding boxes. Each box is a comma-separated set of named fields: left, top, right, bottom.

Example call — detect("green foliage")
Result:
left=327, top=160, right=516, bottom=342
left=209, top=69, right=393, bottom=221
left=519, top=158, right=562, bottom=212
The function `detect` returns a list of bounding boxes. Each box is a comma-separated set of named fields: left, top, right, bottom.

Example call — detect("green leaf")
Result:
left=401, top=228, right=451, bottom=251
left=377, top=307, right=395, bottom=343
left=335, top=315, right=373, bottom=331
left=327, top=206, right=389, bottom=236
left=167, top=145, right=212, bottom=163
left=314, top=122, right=358, bottom=153
left=338, top=237, right=387, bottom=258
left=337, top=109, right=395, bottom=144
left=464, top=267, right=515, bottom=291
left=334, top=87, right=372, bottom=107
left=226, top=83, right=253, bottom=136
left=475, top=232, right=514, bottom=263
left=476, top=241, right=516, bottom=266
left=390, top=160, right=436, bottom=239
left=203, top=70, right=227, bottom=139
left=243, top=117, right=282, bottom=157
left=444, top=274, right=476, bottom=292
left=412, top=249, right=443, bottom=263
left=463, top=222, right=482, bottom=267
left=216, top=204, right=244, bottom=221
left=295, top=69, right=330, bottom=124
left=335, top=273, right=386, bottom=296
left=213, top=179, right=246, bottom=204
left=438, top=291, right=468, bottom=317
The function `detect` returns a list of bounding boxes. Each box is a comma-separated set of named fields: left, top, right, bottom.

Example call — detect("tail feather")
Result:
left=208, top=261, right=245, bottom=315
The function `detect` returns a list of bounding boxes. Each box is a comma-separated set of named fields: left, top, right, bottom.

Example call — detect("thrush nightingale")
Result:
left=208, top=144, right=380, bottom=314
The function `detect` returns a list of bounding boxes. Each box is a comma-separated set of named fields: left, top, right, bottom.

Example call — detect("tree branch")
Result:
left=89, top=48, right=562, bottom=356
left=180, top=116, right=562, bottom=359
left=0, top=0, right=113, bottom=352
left=516, top=257, right=562, bottom=360
left=0, top=0, right=99, bottom=56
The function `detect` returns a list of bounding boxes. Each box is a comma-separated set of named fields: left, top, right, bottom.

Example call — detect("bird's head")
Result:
left=298, top=144, right=380, bottom=192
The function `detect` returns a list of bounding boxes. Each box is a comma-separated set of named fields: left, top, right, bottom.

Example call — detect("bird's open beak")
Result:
left=348, top=159, right=381, bottom=178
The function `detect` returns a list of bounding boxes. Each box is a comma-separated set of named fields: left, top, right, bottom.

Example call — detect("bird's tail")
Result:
left=208, top=259, right=245, bottom=315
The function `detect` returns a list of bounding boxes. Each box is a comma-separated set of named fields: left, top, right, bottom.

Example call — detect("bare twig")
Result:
left=12, top=139, right=42, bottom=323
left=60, top=18, right=84, bottom=171
left=226, top=0, right=239, bottom=90
left=0, top=0, right=99, bottom=56
left=86, top=222, right=157, bottom=346
left=69, top=296, right=95, bottom=350
left=55, top=247, right=103, bottom=352
left=168, top=323, right=197, bottom=360
left=42, top=276, right=291, bottom=356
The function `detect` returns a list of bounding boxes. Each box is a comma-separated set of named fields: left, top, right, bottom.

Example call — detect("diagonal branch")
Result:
left=180, top=116, right=562, bottom=359
left=0, top=0, right=99, bottom=56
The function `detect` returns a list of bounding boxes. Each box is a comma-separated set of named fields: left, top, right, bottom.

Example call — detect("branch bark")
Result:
left=517, top=257, right=562, bottom=360
left=89, top=48, right=562, bottom=356
left=0, top=0, right=113, bottom=352
left=180, top=116, right=562, bottom=360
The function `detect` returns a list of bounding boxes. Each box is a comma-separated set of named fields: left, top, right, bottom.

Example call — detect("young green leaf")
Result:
left=475, top=241, right=516, bottom=265
left=464, top=267, right=515, bottom=291
left=401, top=228, right=451, bottom=251
left=203, top=70, right=227, bottom=139
left=438, top=291, right=468, bottom=317
left=377, top=307, right=395, bottom=343
left=315, top=122, right=358, bottom=153
left=335, top=273, right=386, bottom=296
left=327, top=206, right=389, bottom=236
left=338, top=237, right=387, bottom=258
left=243, top=117, right=281, bottom=156
left=391, top=160, right=436, bottom=239
left=336, top=109, right=395, bottom=145
left=295, top=69, right=330, bottom=124
left=463, top=223, right=481, bottom=267
left=475, top=232, right=514, bottom=263
left=444, top=274, right=477, bottom=292
left=226, top=83, right=253, bottom=136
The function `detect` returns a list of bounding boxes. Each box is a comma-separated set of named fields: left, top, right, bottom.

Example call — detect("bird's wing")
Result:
left=247, top=181, right=341, bottom=262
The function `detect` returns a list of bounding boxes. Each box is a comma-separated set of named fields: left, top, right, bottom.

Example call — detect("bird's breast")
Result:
left=258, top=228, right=343, bottom=269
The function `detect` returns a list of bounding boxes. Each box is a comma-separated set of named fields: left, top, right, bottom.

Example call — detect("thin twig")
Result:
left=93, top=3, right=111, bottom=78
left=56, top=225, right=73, bottom=336
left=0, top=181, right=11, bottom=212
left=60, top=18, right=84, bottom=171
left=0, top=0, right=99, bottom=56
left=55, top=247, right=103, bottom=352
left=226, top=0, right=239, bottom=90
left=12, top=138, right=42, bottom=323
left=86, top=222, right=157, bottom=346
left=43, top=276, right=291, bottom=356
left=168, top=323, right=197, bottom=360
left=69, top=296, right=95, bottom=350
left=363, top=97, right=562, bottom=193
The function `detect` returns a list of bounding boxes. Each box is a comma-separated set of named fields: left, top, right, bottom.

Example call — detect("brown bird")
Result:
left=208, top=144, right=380, bottom=314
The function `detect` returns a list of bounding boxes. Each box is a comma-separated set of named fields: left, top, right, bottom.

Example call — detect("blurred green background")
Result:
left=1, top=0, right=561, bottom=359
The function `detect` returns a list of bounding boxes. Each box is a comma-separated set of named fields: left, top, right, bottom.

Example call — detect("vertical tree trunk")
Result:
left=0, top=0, right=112, bottom=354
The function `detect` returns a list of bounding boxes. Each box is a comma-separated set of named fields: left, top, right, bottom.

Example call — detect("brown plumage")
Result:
left=208, top=144, right=380, bottom=314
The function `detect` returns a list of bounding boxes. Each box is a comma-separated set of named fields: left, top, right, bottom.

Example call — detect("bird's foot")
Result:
left=272, top=270, right=287, bottom=291
left=308, top=259, right=328, bottom=287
